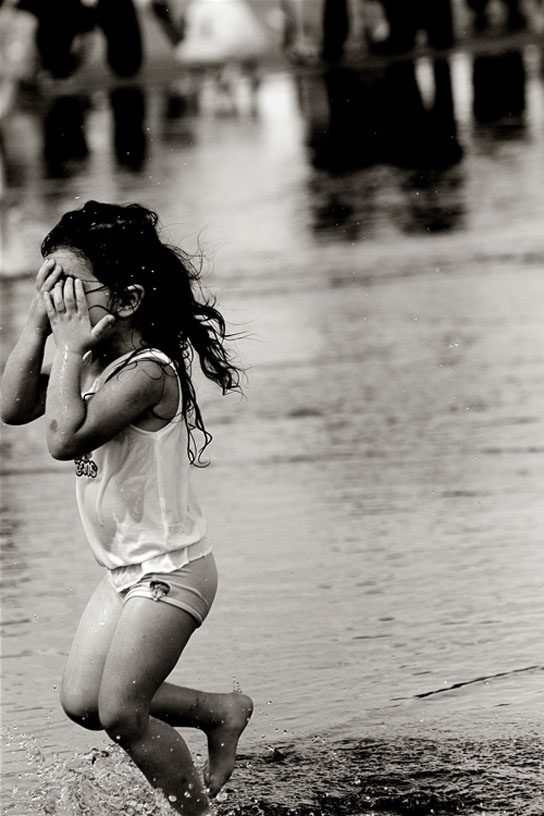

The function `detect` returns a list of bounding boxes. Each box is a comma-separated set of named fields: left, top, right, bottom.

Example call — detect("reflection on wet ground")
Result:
left=1, top=40, right=544, bottom=816
left=2, top=46, right=543, bottom=272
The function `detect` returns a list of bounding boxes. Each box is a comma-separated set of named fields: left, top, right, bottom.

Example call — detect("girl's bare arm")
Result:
left=44, top=277, right=166, bottom=460
left=0, top=259, right=62, bottom=424
left=46, top=351, right=167, bottom=460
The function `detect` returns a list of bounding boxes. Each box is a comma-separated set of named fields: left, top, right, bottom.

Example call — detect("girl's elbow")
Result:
left=47, top=432, right=89, bottom=461
left=47, top=433, right=77, bottom=461
left=1, top=410, right=19, bottom=425
left=1, top=405, right=33, bottom=425
left=48, top=445, right=75, bottom=461
left=0, top=392, right=44, bottom=425
left=1, top=394, right=21, bottom=424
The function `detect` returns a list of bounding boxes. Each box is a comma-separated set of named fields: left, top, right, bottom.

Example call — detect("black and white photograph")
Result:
left=1, top=1, right=543, bottom=814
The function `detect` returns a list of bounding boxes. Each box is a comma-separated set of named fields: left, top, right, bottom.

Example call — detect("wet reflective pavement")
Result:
left=1, top=45, right=544, bottom=816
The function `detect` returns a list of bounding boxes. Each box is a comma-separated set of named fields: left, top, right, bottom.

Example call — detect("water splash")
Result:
left=1, top=728, right=176, bottom=816
left=2, top=728, right=543, bottom=815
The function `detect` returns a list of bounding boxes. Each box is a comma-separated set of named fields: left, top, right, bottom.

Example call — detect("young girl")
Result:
left=0, top=200, right=253, bottom=816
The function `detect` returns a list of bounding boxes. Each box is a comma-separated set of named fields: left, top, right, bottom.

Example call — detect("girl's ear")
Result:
left=114, top=285, right=145, bottom=318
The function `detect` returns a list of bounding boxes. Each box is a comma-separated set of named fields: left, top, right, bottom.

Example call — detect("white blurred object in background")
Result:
left=175, top=0, right=271, bottom=66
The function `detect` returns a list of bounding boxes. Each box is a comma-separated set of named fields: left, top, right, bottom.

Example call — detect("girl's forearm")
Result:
left=0, top=323, right=49, bottom=424
left=46, top=348, right=87, bottom=459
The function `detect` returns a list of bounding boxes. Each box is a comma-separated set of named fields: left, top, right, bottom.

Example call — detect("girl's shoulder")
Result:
left=102, top=348, right=176, bottom=380
left=82, top=348, right=176, bottom=395
left=103, top=349, right=180, bottom=429
left=82, top=348, right=180, bottom=428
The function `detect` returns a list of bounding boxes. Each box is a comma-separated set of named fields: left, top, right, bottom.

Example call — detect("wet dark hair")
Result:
left=41, top=200, right=242, bottom=463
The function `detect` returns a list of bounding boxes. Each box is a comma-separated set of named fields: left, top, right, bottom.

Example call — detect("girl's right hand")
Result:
left=29, top=258, right=64, bottom=335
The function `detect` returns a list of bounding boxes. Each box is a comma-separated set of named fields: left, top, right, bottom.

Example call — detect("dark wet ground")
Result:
left=3, top=728, right=543, bottom=815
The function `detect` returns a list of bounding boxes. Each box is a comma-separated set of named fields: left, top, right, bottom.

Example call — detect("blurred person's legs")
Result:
left=321, top=0, right=349, bottom=62
left=18, top=0, right=94, bottom=167
left=94, top=0, right=147, bottom=169
left=95, top=0, right=142, bottom=77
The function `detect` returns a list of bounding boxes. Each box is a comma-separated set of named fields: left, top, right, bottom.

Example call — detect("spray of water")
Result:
left=2, top=727, right=181, bottom=816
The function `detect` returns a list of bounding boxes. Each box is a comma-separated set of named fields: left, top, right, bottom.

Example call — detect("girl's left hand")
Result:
left=43, top=277, right=115, bottom=354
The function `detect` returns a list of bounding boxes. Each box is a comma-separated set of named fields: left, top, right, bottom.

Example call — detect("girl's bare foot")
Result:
left=203, top=692, right=253, bottom=798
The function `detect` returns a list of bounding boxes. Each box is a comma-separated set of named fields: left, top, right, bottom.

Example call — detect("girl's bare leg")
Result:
left=98, top=597, right=211, bottom=815
left=151, top=684, right=253, bottom=797
left=61, top=576, right=252, bottom=800
left=60, top=574, right=124, bottom=729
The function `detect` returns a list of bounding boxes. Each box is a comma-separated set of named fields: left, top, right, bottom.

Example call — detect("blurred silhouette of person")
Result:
left=363, top=2, right=461, bottom=167
left=300, top=52, right=462, bottom=173
left=148, top=0, right=201, bottom=120
left=305, top=66, right=386, bottom=170
left=18, top=0, right=146, bottom=171
left=382, top=55, right=462, bottom=168
left=17, top=0, right=94, bottom=168
left=96, top=0, right=146, bottom=168
left=18, top=0, right=143, bottom=79
left=314, top=0, right=461, bottom=165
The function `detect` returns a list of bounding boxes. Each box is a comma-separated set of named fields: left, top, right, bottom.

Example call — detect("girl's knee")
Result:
left=99, top=697, right=148, bottom=744
left=60, top=684, right=102, bottom=731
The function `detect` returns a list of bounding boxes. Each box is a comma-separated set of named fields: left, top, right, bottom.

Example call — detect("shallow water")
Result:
left=1, top=49, right=544, bottom=815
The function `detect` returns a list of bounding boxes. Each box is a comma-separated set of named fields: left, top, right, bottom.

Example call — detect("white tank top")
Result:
left=75, top=349, right=210, bottom=591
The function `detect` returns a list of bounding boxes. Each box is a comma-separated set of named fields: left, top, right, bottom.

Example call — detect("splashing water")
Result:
left=2, top=727, right=543, bottom=816
left=1, top=728, right=179, bottom=816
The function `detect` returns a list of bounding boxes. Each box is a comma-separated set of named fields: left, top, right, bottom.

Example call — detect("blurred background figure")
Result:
left=0, top=0, right=36, bottom=121
left=174, top=0, right=272, bottom=115
left=319, top=0, right=455, bottom=62
left=299, top=0, right=461, bottom=175
left=13, top=0, right=146, bottom=170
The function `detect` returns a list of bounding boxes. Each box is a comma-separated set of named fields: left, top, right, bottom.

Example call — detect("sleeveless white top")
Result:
left=75, top=349, right=210, bottom=591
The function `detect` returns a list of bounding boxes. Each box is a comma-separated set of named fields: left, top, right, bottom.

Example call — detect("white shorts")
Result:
left=116, top=552, right=218, bottom=626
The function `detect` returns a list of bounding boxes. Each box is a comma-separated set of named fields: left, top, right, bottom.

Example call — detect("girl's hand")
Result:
left=43, top=277, right=115, bottom=354
left=28, top=258, right=64, bottom=335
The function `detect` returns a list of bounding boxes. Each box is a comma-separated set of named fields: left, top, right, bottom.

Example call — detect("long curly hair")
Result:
left=41, top=200, right=242, bottom=463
